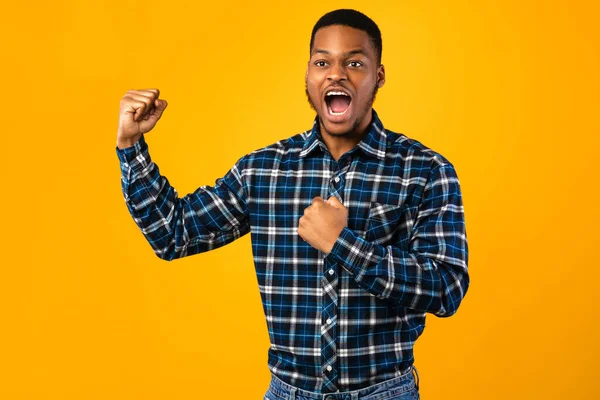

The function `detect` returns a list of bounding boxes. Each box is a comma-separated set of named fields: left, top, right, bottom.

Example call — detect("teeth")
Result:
left=326, top=91, right=350, bottom=97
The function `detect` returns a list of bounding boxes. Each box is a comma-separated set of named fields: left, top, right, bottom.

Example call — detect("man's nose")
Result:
left=327, top=63, right=347, bottom=82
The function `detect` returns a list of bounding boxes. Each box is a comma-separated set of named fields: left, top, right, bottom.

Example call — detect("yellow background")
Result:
left=1, top=0, right=598, bottom=398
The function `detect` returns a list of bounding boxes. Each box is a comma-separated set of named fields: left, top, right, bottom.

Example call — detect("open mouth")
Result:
left=325, top=90, right=352, bottom=117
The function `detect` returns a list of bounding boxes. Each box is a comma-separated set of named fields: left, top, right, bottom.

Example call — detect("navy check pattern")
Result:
left=116, top=110, right=469, bottom=394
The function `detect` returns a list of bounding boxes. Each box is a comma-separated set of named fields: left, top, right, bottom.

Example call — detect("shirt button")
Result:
left=334, top=176, right=340, bottom=183
left=328, top=269, right=334, bottom=275
left=326, top=365, right=333, bottom=372
left=326, top=318, right=332, bottom=324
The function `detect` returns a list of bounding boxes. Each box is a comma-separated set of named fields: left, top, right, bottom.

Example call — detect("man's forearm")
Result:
left=326, top=227, right=469, bottom=316
left=116, top=135, right=251, bottom=260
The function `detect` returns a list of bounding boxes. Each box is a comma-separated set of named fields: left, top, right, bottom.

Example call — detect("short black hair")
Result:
left=309, top=9, right=382, bottom=65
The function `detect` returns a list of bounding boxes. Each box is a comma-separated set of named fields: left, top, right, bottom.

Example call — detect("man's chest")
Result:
left=245, top=156, right=423, bottom=249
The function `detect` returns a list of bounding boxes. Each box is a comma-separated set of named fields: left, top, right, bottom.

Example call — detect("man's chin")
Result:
left=319, top=117, right=355, bottom=136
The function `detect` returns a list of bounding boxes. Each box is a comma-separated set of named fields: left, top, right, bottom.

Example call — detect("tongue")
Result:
left=330, top=96, right=350, bottom=113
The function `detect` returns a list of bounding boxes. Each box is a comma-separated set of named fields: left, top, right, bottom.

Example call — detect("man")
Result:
left=116, top=9, right=469, bottom=399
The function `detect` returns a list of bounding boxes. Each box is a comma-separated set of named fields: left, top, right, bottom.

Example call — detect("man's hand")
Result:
left=117, top=88, right=168, bottom=149
left=298, top=196, right=348, bottom=254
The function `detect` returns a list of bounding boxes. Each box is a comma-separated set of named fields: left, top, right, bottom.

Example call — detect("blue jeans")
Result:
left=264, top=366, right=420, bottom=400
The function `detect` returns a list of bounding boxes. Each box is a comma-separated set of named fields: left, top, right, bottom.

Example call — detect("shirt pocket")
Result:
left=365, top=202, right=417, bottom=248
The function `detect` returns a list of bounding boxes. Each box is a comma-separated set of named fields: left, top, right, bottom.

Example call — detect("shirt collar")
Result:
left=299, top=109, right=388, bottom=161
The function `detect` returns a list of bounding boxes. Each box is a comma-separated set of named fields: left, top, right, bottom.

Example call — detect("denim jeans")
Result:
left=264, top=366, right=420, bottom=400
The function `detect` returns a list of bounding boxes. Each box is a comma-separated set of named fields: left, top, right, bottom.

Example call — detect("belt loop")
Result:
left=290, top=387, right=297, bottom=400
left=351, top=391, right=359, bottom=400
left=412, top=365, right=420, bottom=390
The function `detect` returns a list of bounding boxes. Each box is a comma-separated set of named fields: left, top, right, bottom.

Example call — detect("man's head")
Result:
left=309, top=9, right=383, bottom=65
left=305, top=9, right=385, bottom=137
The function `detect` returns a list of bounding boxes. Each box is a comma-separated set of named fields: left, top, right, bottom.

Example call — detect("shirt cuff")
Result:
left=115, top=135, right=151, bottom=175
left=327, top=227, right=379, bottom=280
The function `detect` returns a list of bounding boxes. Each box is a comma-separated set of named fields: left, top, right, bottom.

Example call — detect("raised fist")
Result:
left=116, top=88, right=168, bottom=149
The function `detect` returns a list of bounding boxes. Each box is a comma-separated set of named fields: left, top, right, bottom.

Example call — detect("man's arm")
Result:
left=117, top=134, right=250, bottom=261
left=326, top=163, right=469, bottom=317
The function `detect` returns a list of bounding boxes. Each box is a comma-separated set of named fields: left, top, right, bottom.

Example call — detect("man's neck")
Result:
left=319, top=111, right=373, bottom=162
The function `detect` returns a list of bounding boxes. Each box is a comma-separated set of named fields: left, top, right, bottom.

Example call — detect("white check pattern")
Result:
left=116, top=110, right=469, bottom=394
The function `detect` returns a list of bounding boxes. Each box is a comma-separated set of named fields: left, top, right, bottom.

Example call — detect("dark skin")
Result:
left=298, top=25, right=386, bottom=254
left=305, top=24, right=386, bottom=162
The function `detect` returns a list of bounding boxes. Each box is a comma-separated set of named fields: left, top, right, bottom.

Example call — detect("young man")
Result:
left=116, top=9, right=469, bottom=399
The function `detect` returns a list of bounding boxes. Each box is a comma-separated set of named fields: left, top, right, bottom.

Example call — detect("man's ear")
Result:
left=377, top=64, right=386, bottom=88
left=305, top=62, right=309, bottom=81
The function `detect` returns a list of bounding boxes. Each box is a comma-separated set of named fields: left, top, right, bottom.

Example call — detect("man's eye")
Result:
left=315, top=61, right=327, bottom=67
left=349, top=61, right=363, bottom=68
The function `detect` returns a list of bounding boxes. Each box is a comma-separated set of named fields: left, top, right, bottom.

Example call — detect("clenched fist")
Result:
left=116, top=88, right=168, bottom=149
left=298, top=196, right=348, bottom=254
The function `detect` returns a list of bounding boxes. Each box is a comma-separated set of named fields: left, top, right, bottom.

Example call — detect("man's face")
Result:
left=305, top=25, right=385, bottom=137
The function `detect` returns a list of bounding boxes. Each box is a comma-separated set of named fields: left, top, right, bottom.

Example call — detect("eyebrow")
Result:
left=312, top=48, right=368, bottom=57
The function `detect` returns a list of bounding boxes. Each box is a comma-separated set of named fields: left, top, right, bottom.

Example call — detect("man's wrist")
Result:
left=323, top=226, right=346, bottom=255
left=116, top=135, right=142, bottom=150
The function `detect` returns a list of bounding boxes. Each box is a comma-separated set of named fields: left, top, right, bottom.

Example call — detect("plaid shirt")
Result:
left=116, top=109, right=469, bottom=394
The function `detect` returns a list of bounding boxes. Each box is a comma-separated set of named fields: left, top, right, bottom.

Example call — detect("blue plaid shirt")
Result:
left=116, top=110, right=469, bottom=393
